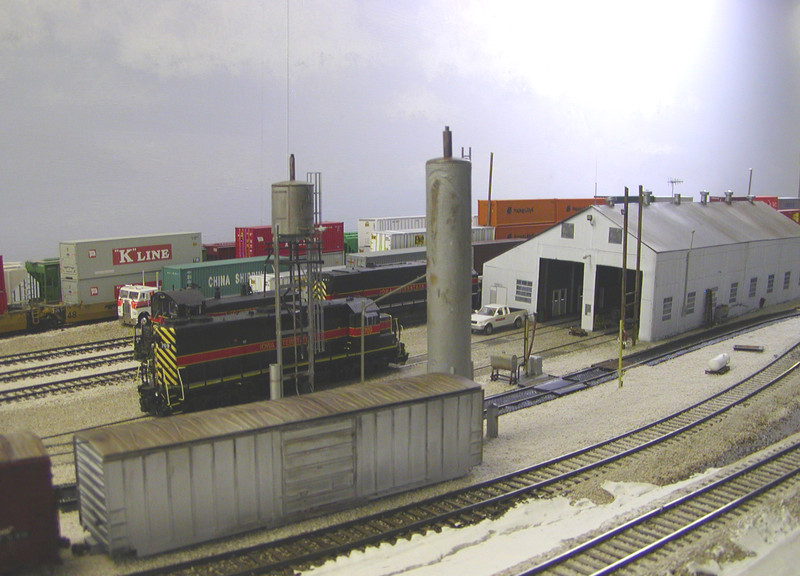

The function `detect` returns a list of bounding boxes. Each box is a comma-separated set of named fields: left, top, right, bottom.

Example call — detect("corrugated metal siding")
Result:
left=74, top=439, right=112, bottom=549
left=74, top=374, right=482, bottom=556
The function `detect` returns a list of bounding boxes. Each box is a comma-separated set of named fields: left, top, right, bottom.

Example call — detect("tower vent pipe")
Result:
left=443, top=126, right=452, bottom=158
left=289, top=154, right=295, bottom=181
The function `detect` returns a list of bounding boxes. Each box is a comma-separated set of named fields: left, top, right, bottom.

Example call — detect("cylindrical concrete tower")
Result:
left=426, top=127, right=473, bottom=378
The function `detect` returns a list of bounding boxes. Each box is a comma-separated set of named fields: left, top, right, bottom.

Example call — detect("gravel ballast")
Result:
left=3, top=311, right=800, bottom=575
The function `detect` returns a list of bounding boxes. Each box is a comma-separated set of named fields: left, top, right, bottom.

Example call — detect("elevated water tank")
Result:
left=272, top=181, right=314, bottom=238
left=272, top=155, right=314, bottom=238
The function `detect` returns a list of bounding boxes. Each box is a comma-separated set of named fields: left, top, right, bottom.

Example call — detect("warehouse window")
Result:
left=748, top=277, right=758, bottom=298
left=783, top=271, right=791, bottom=290
left=685, top=291, right=696, bottom=315
left=729, top=282, right=738, bottom=304
left=766, top=274, right=775, bottom=293
left=515, top=279, right=533, bottom=303
left=608, top=227, right=622, bottom=244
left=662, top=296, right=673, bottom=321
left=561, top=222, right=574, bottom=239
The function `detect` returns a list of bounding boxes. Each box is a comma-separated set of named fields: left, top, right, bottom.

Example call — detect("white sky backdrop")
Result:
left=2, top=0, right=800, bottom=260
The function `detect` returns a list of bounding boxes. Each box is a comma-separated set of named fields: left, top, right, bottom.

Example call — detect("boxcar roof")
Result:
left=76, top=374, right=482, bottom=459
left=0, top=431, right=47, bottom=463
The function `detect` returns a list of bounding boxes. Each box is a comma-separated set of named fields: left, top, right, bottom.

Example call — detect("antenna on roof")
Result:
left=668, top=178, right=683, bottom=197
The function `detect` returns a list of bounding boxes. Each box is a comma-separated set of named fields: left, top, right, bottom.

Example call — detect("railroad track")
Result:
left=520, top=439, right=800, bottom=575
left=0, top=350, right=135, bottom=384
left=483, top=309, right=800, bottom=416
left=124, top=340, right=800, bottom=576
left=0, top=367, right=138, bottom=405
left=0, top=337, right=131, bottom=367
left=404, top=326, right=616, bottom=372
left=43, top=416, right=150, bottom=510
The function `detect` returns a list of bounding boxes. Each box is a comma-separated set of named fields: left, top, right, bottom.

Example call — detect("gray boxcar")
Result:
left=74, top=374, right=483, bottom=557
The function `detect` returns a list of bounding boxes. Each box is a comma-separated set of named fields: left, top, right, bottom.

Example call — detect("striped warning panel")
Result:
left=154, top=325, right=179, bottom=390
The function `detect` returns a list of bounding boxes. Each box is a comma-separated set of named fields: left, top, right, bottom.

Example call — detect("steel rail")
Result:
left=123, top=342, right=800, bottom=576
left=0, top=337, right=131, bottom=366
left=520, top=440, right=800, bottom=575
left=0, top=367, right=137, bottom=404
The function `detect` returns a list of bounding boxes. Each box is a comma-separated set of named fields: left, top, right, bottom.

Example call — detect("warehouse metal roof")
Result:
left=593, top=200, right=800, bottom=253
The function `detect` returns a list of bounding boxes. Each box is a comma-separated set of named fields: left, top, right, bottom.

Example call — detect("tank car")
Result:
left=136, top=296, right=408, bottom=415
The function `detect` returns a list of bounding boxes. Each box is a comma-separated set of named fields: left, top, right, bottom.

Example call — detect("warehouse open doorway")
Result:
left=593, top=265, right=641, bottom=329
left=536, top=258, right=584, bottom=321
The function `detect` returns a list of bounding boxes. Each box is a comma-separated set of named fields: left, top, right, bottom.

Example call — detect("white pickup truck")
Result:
left=471, top=304, right=528, bottom=335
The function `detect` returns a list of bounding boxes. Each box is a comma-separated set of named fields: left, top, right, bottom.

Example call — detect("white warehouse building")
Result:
left=481, top=198, right=800, bottom=342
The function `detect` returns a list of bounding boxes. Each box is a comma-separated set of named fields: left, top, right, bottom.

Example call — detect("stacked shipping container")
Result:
left=162, top=256, right=276, bottom=298
left=203, top=242, right=236, bottom=261
left=357, top=216, right=426, bottom=253
left=477, top=198, right=605, bottom=239
left=780, top=209, right=800, bottom=224
left=235, top=222, right=345, bottom=258
left=59, top=233, right=202, bottom=304
left=369, top=226, right=495, bottom=251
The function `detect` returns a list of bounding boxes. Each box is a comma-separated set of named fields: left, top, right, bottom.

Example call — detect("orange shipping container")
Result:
left=493, top=223, right=553, bottom=240
left=554, top=198, right=605, bottom=222
left=478, top=199, right=557, bottom=226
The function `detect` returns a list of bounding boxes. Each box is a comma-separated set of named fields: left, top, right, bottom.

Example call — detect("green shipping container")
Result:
left=344, top=232, right=358, bottom=254
left=25, top=259, right=61, bottom=303
left=161, top=257, right=279, bottom=298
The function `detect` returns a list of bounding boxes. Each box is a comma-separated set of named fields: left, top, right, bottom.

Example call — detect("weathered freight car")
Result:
left=0, top=432, right=64, bottom=571
left=74, top=374, right=483, bottom=557
left=136, top=296, right=408, bottom=415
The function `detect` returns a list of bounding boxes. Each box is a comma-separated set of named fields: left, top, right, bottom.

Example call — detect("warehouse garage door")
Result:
left=536, top=258, right=583, bottom=321
left=593, top=265, right=640, bottom=326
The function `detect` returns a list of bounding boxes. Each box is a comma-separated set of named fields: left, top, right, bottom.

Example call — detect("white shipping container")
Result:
left=346, top=247, right=427, bottom=268
left=370, top=227, right=495, bottom=252
left=358, top=216, right=426, bottom=252
left=471, top=226, right=496, bottom=243
left=60, top=232, right=202, bottom=281
left=62, top=273, right=162, bottom=305
left=74, top=374, right=483, bottom=557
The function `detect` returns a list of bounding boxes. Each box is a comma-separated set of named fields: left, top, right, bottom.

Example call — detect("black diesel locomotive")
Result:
left=319, top=262, right=481, bottom=320
left=135, top=296, right=408, bottom=415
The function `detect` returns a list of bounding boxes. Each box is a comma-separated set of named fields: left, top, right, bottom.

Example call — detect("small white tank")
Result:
left=708, top=353, right=730, bottom=372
